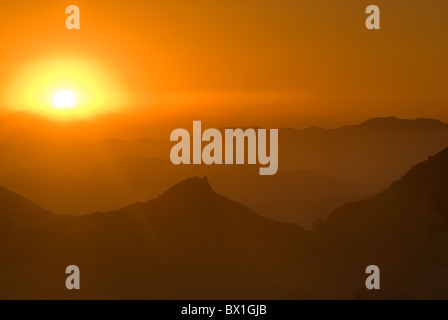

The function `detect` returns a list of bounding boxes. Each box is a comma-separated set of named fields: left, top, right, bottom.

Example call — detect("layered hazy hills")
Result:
left=1, top=116, right=447, bottom=182
left=0, top=158, right=382, bottom=228
left=281, top=116, right=448, bottom=183
left=0, top=116, right=447, bottom=230
left=2, top=144, right=448, bottom=298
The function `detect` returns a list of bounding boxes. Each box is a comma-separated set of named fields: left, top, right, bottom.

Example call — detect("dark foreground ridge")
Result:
left=2, top=147, right=448, bottom=299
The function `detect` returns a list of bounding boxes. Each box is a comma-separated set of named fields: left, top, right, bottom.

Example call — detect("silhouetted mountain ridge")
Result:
left=0, top=185, right=54, bottom=230
left=320, top=146, right=448, bottom=232
left=312, top=146, right=448, bottom=299
left=156, top=176, right=215, bottom=201
left=357, top=116, right=448, bottom=132
left=0, top=175, right=313, bottom=299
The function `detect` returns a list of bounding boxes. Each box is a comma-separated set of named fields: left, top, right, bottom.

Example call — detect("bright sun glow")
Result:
left=53, top=90, right=76, bottom=109
left=6, top=56, right=130, bottom=119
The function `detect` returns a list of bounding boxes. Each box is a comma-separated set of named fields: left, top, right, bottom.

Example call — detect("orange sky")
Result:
left=0, top=0, right=447, bottom=136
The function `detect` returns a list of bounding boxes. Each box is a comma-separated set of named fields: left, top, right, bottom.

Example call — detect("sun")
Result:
left=53, top=90, right=76, bottom=109
left=5, top=56, right=130, bottom=119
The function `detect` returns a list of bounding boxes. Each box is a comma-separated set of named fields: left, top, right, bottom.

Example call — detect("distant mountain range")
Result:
left=280, top=116, right=448, bottom=183
left=2, top=144, right=448, bottom=299
left=0, top=116, right=448, bottom=230
left=0, top=157, right=384, bottom=228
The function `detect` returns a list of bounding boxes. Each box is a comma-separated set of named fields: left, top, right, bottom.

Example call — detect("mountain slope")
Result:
left=0, top=185, right=54, bottom=230
left=0, top=177, right=315, bottom=299
left=0, top=158, right=382, bottom=229
left=314, top=147, right=448, bottom=299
